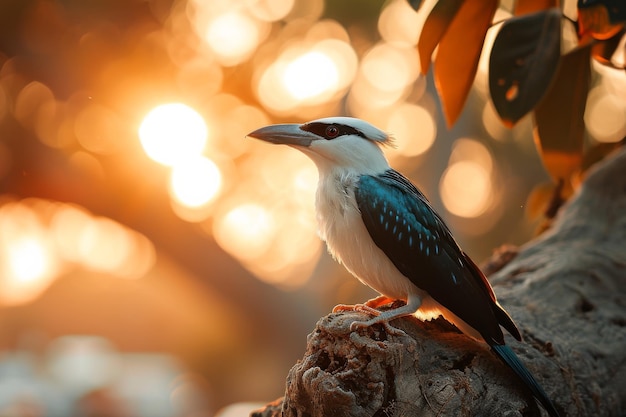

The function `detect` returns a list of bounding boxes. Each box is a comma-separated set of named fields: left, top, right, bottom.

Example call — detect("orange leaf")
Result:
left=514, top=0, right=558, bottom=15
left=590, top=27, right=626, bottom=68
left=533, top=44, right=592, bottom=184
left=417, top=0, right=464, bottom=75
left=578, top=3, right=625, bottom=40
left=525, top=182, right=557, bottom=220
left=433, top=0, right=498, bottom=126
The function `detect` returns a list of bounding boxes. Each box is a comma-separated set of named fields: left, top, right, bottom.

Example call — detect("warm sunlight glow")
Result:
left=0, top=201, right=58, bottom=305
left=205, top=12, right=261, bottom=66
left=449, top=138, right=494, bottom=174
left=256, top=39, right=357, bottom=114
left=214, top=204, right=275, bottom=262
left=283, top=51, right=339, bottom=100
left=361, top=43, right=418, bottom=93
left=52, top=204, right=95, bottom=262
left=139, top=103, right=208, bottom=166
left=51, top=203, right=155, bottom=279
left=585, top=86, right=626, bottom=143
left=75, top=103, right=124, bottom=155
left=247, top=0, right=294, bottom=22
left=348, top=42, right=423, bottom=112
left=440, top=161, right=493, bottom=218
left=170, top=156, right=222, bottom=208
left=378, top=0, right=423, bottom=46
left=385, top=103, right=436, bottom=158
left=210, top=147, right=321, bottom=289
left=7, top=237, right=50, bottom=285
left=79, top=217, right=133, bottom=273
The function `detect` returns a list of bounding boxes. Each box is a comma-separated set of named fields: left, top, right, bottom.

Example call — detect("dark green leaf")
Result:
left=533, top=44, right=592, bottom=183
left=434, top=0, right=498, bottom=126
left=489, top=8, right=561, bottom=126
left=407, top=0, right=426, bottom=12
left=417, top=0, right=464, bottom=75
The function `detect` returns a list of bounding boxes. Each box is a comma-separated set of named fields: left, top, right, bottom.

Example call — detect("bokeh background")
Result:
left=0, top=0, right=624, bottom=416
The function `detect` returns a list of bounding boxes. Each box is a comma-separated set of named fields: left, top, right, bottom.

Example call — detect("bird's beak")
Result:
left=246, top=123, right=315, bottom=147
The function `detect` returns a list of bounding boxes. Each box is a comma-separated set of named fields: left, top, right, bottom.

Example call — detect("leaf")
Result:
left=489, top=8, right=561, bottom=126
left=525, top=182, right=556, bottom=220
left=580, top=140, right=625, bottom=174
left=578, top=0, right=626, bottom=24
left=525, top=181, right=568, bottom=222
left=417, top=0, right=464, bottom=75
left=526, top=179, right=572, bottom=234
left=591, top=28, right=626, bottom=67
left=533, top=44, right=592, bottom=185
left=407, top=0, right=426, bottom=12
left=514, top=0, right=558, bottom=16
left=578, top=3, right=625, bottom=39
left=433, top=0, right=498, bottom=126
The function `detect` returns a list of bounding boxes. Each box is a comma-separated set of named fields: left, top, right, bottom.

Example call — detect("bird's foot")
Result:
left=349, top=316, right=406, bottom=336
left=333, top=297, right=407, bottom=336
left=332, top=295, right=396, bottom=313
left=334, top=294, right=422, bottom=336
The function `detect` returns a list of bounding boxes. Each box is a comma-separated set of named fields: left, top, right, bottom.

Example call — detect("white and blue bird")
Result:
left=247, top=116, right=560, bottom=417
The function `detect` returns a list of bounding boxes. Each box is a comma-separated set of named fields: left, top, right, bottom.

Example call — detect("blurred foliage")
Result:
left=419, top=0, right=498, bottom=126
left=410, top=0, right=626, bottom=223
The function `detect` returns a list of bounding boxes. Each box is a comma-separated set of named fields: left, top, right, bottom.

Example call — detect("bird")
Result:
left=247, top=116, right=560, bottom=417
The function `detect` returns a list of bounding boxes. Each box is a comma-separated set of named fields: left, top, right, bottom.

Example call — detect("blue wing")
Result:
left=355, top=170, right=520, bottom=345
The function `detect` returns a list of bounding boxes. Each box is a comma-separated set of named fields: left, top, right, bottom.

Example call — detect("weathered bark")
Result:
left=252, top=147, right=626, bottom=417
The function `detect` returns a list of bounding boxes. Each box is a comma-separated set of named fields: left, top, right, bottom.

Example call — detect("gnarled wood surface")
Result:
left=252, top=147, right=626, bottom=417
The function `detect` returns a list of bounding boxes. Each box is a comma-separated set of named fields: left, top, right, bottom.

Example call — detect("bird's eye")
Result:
left=325, top=125, right=339, bottom=139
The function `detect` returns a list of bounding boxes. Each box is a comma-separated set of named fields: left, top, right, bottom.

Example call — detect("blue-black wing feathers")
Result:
left=355, top=170, right=558, bottom=416
left=355, top=170, right=519, bottom=344
left=492, top=345, right=561, bottom=417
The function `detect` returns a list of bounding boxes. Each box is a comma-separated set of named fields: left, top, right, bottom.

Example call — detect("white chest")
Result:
left=314, top=172, right=416, bottom=300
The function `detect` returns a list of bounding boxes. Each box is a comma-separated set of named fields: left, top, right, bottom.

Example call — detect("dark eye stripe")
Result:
left=300, top=122, right=365, bottom=140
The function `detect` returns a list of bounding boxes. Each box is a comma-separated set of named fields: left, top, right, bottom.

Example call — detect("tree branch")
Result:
left=252, top=147, right=626, bottom=417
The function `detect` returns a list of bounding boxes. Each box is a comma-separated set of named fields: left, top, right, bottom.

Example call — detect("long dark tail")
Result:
left=491, top=344, right=561, bottom=417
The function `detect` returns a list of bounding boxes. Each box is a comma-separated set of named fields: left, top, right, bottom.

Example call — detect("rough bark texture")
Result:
left=252, top=148, right=626, bottom=417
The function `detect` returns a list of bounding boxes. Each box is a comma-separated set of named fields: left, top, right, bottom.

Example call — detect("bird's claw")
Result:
left=332, top=303, right=359, bottom=313
left=333, top=302, right=406, bottom=336
left=332, top=295, right=396, bottom=313
left=349, top=317, right=406, bottom=336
